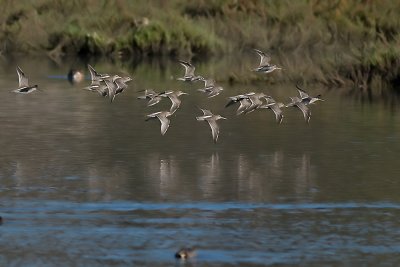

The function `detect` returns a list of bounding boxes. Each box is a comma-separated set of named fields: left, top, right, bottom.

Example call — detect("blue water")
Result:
left=2, top=200, right=400, bottom=266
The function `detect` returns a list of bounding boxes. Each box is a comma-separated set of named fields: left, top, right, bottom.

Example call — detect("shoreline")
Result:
left=1, top=1, right=399, bottom=91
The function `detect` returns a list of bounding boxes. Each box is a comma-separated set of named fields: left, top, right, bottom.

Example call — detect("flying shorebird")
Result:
left=287, top=96, right=311, bottom=123
left=146, top=111, right=173, bottom=135
left=197, top=77, right=223, bottom=98
left=225, top=94, right=253, bottom=115
left=199, top=77, right=216, bottom=90
left=85, top=82, right=109, bottom=97
left=137, top=89, right=163, bottom=106
left=87, top=64, right=110, bottom=82
left=83, top=64, right=110, bottom=94
left=196, top=108, right=226, bottom=143
left=296, top=84, right=324, bottom=105
left=198, top=85, right=224, bottom=98
left=83, top=79, right=102, bottom=92
left=113, top=75, right=132, bottom=95
left=101, top=75, right=132, bottom=102
left=159, top=90, right=188, bottom=114
left=103, top=79, right=117, bottom=102
left=244, top=92, right=270, bottom=114
left=13, top=66, right=38, bottom=94
left=260, top=97, right=285, bottom=124
left=177, top=60, right=203, bottom=82
left=67, top=69, right=84, bottom=84
left=83, top=77, right=106, bottom=95
left=252, top=49, right=282, bottom=74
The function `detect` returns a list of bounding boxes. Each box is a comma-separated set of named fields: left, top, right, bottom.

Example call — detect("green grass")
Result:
left=1, top=0, right=400, bottom=92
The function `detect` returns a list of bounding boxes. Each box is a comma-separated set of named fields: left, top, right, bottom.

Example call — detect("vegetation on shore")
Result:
left=1, top=0, right=400, bottom=92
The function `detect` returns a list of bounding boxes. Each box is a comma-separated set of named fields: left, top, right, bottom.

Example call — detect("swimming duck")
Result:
left=175, top=247, right=196, bottom=259
left=67, top=69, right=84, bottom=84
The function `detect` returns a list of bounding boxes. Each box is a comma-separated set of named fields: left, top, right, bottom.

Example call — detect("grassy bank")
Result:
left=1, top=0, right=400, bottom=92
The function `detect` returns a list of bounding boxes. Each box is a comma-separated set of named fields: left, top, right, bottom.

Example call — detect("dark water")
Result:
left=1, top=56, right=400, bottom=266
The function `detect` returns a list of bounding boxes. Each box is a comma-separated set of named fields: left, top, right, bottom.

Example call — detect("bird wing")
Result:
left=146, top=111, right=162, bottom=119
left=147, top=96, right=162, bottom=106
left=309, top=94, right=324, bottom=104
left=265, top=96, right=276, bottom=104
left=203, top=78, right=215, bottom=88
left=146, top=89, right=157, bottom=96
left=138, top=89, right=154, bottom=99
left=200, top=108, right=213, bottom=116
left=88, top=64, right=109, bottom=81
left=95, top=85, right=108, bottom=96
left=179, top=60, right=195, bottom=77
left=104, top=79, right=117, bottom=102
left=158, top=114, right=170, bottom=135
left=237, top=99, right=252, bottom=115
left=89, top=79, right=101, bottom=87
left=196, top=115, right=212, bottom=121
left=225, top=94, right=248, bottom=107
left=245, top=95, right=263, bottom=113
left=207, top=87, right=223, bottom=98
left=114, top=77, right=128, bottom=91
left=285, top=97, right=297, bottom=107
left=225, top=98, right=238, bottom=107
left=87, top=64, right=97, bottom=81
left=207, top=119, right=220, bottom=143
left=253, top=49, right=271, bottom=66
left=296, top=84, right=310, bottom=99
left=116, top=85, right=127, bottom=95
left=295, top=101, right=311, bottom=122
left=16, top=66, right=29, bottom=87
left=168, top=94, right=181, bottom=113
left=269, top=103, right=284, bottom=123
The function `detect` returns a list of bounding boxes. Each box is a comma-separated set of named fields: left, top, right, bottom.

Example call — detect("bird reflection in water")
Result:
left=198, top=153, right=220, bottom=198
left=294, top=153, right=317, bottom=195
left=145, top=153, right=180, bottom=198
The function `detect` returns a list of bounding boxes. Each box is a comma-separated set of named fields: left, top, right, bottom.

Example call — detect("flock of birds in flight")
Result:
left=9, top=49, right=326, bottom=260
left=13, top=49, right=324, bottom=144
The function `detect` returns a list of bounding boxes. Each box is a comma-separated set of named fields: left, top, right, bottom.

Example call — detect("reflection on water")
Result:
left=2, top=150, right=318, bottom=203
left=1, top=56, right=400, bottom=266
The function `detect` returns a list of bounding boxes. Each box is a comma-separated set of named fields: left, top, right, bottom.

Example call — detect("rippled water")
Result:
left=1, top=56, right=400, bottom=266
